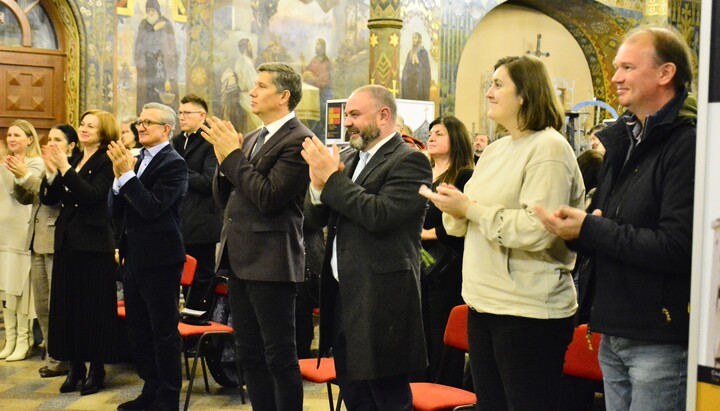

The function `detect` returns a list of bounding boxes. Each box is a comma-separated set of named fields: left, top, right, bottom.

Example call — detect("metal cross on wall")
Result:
left=527, top=33, right=550, bottom=58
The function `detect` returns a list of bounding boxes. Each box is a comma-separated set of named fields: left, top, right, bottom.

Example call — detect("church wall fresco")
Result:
left=60, top=0, right=701, bottom=125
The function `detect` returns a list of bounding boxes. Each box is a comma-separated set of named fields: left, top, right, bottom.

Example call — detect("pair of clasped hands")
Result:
left=417, top=182, right=602, bottom=241
left=1, top=140, right=70, bottom=179
left=0, top=141, right=30, bottom=179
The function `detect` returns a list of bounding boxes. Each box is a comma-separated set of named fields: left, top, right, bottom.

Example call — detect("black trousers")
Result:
left=467, top=310, right=574, bottom=411
left=123, top=260, right=183, bottom=408
left=332, top=294, right=413, bottom=411
left=227, top=276, right=303, bottom=411
left=183, top=243, right=217, bottom=311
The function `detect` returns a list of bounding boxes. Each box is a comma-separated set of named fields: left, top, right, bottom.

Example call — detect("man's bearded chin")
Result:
left=347, top=125, right=380, bottom=151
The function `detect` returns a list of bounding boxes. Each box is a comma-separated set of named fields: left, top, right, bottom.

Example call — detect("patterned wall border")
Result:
left=49, top=0, right=83, bottom=126
left=65, top=0, right=115, bottom=112
left=186, top=0, right=213, bottom=107
left=503, top=0, right=636, bottom=111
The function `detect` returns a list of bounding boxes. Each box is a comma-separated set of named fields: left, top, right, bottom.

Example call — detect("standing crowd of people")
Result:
left=0, top=25, right=696, bottom=411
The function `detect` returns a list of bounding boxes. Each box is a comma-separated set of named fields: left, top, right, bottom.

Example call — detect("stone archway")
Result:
left=506, top=0, right=636, bottom=109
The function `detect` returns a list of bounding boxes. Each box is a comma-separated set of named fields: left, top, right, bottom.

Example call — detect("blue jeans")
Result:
left=599, top=335, right=687, bottom=411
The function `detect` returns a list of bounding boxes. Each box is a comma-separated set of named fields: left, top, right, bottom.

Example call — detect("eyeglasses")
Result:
left=133, top=119, right=166, bottom=128
left=178, top=111, right=203, bottom=117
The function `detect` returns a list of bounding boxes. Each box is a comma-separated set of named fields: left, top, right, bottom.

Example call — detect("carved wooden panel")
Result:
left=0, top=49, right=66, bottom=142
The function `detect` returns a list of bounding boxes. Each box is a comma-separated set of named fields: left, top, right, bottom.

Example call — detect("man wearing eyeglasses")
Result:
left=108, top=103, right=189, bottom=411
left=170, top=94, right=222, bottom=311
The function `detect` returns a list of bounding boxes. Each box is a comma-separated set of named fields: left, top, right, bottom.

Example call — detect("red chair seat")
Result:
left=409, top=305, right=475, bottom=410
left=118, top=306, right=126, bottom=318
left=410, top=382, right=476, bottom=411
left=178, top=321, right=233, bottom=336
left=299, top=358, right=336, bottom=383
left=299, top=358, right=341, bottom=411
left=563, top=324, right=603, bottom=381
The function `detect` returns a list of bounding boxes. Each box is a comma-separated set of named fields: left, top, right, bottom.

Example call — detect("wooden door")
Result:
left=0, top=48, right=66, bottom=142
left=0, top=0, right=68, bottom=144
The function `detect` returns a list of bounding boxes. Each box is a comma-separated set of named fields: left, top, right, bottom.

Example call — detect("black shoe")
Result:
left=80, top=363, right=105, bottom=395
left=59, top=362, right=86, bottom=393
left=39, top=366, right=70, bottom=378
left=146, top=400, right=179, bottom=411
left=117, top=394, right=156, bottom=411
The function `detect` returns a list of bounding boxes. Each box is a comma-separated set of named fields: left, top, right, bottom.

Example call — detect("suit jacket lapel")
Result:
left=183, top=131, right=202, bottom=157
left=243, top=127, right=262, bottom=160
left=250, top=117, right=299, bottom=162
left=139, top=145, right=171, bottom=180
left=354, top=133, right=403, bottom=184
left=75, top=149, right=104, bottom=178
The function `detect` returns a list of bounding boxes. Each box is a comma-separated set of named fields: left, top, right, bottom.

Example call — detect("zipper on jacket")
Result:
left=661, top=307, right=672, bottom=323
left=585, top=326, right=594, bottom=351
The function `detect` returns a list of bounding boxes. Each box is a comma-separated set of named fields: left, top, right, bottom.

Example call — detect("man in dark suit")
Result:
left=170, top=94, right=223, bottom=310
left=201, top=62, right=311, bottom=410
left=302, top=85, right=432, bottom=410
left=108, top=103, right=189, bottom=411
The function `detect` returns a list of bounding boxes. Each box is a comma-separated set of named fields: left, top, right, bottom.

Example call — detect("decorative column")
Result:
left=642, top=0, right=669, bottom=26
left=643, top=0, right=700, bottom=87
left=669, top=0, right=701, bottom=83
left=186, top=0, right=214, bottom=111
left=368, top=0, right=402, bottom=97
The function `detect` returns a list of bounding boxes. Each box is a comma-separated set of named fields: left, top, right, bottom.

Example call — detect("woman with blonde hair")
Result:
left=41, top=110, right=119, bottom=395
left=421, top=55, right=585, bottom=410
left=0, top=119, right=44, bottom=362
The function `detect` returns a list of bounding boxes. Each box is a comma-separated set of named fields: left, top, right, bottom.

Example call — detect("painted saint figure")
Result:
left=401, top=32, right=431, bottom=101
left=303, top=38, right=333, bottom=140
left=134, top=0, right=179, bottom=113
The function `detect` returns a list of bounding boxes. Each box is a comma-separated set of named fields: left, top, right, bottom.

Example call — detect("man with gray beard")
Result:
left=302, top=85, right=432, bottom=409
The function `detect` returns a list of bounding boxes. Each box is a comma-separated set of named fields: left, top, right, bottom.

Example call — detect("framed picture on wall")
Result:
left=172, top=0, right=187, bottom=23
left=116, top=0, right=135, bottom=16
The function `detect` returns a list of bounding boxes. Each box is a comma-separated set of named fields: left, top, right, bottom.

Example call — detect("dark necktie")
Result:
left=251, top=127, right=269, bottom=159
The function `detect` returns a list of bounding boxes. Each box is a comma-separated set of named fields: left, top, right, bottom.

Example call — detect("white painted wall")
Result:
left=455, top=4, right=595, bottom=136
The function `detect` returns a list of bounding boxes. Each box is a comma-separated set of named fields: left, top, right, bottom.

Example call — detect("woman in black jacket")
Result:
left=419, top=115, right=474, bottom=387
left=41, top=109, right=120, bottom=395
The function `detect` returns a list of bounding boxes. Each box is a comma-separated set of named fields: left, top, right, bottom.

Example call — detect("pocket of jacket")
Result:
left=251, top=222, right=288, bottom=232
left=371, top=257, right=412, bottom=275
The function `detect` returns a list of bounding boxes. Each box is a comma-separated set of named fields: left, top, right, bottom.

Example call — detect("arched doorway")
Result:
left=0, top=0, right=78, bottom=142
left=455, top=4, right=595, bottom=137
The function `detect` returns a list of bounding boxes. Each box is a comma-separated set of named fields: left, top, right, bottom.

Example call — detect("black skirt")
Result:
left=48, top=247, right=119, bottom=363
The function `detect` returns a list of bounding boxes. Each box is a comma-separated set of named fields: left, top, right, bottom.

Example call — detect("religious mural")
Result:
left=106, top=0, right=700, bottom=129
left=115, top=0, right=187, bottom=120
left=209, top=0, right=371, bottom=137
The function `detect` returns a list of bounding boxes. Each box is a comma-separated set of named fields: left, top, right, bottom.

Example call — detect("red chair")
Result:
left=181, top=276, right=244, bottom=411
left=563, top=324, right=603, bottom=381
left=117, top=255, right=197, bottom=318
left=299, top=357, right=342, bottom=411
left=410, top=304, right=476, bottom=411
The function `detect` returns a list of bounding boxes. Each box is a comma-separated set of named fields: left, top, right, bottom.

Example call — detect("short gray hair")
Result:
left=120, top=115, right=138, bottom=125
left=142, top=102, right=176, bottom=131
